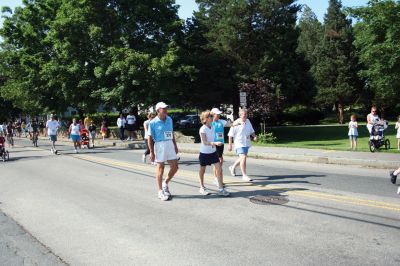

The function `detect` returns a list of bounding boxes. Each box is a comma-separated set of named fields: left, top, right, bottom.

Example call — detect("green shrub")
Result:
left=282, top=105, right=324, bottom=125
left=257, top=132, right=277, bottom=144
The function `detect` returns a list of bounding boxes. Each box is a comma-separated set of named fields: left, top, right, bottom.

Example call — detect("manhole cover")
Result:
left=250, top=195, right=289, bottom=205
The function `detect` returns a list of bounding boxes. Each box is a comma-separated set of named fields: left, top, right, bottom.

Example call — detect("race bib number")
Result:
left=164, top=131, right=173, bottom=140
left=216, top=132, right=224, bottom=139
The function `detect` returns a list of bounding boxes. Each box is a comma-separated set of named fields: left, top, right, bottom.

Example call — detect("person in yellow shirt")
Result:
left=84, top=116, right=93, bottom=130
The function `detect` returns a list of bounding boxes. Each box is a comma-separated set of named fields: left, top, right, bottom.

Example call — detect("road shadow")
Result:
left=252, top=174, right=325, bottom=181
left=6, top=155, right=50, bottom=162
left=173, top=186, right=309, bottom=201
left=178, top=160, right=199, bottom=166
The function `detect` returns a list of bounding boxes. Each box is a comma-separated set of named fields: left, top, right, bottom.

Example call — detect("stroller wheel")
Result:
left=385, top=139, right=390, bottom=150
left=369, top=141, right=376, bottom=153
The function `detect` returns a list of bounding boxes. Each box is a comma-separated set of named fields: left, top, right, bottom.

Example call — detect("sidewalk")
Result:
left=36, top=137, right=399, bottom=169
left=178, top=143, right=399, bottom=169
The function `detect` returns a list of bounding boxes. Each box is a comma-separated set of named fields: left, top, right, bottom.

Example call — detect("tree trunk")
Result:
left=380, top=107, right=385, bottom=120
left=77, top=108, right=84, bottom=120
left=337, top=101, right=344, bottom=124
left=233, top=86, right=240, bottom=120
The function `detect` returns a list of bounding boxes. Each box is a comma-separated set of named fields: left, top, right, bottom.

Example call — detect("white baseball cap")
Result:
left=211, top=108, right=222, bottom=115
left=155, top=102, right=168, bottom=111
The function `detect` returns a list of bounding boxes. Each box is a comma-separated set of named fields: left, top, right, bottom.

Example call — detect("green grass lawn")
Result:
left=175, top=122, right=400, bottom=153
left=260, top=123, right=399, bottom=153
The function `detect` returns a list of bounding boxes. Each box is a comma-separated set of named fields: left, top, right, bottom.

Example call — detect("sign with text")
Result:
left=240, top=92, right=247, bottom=107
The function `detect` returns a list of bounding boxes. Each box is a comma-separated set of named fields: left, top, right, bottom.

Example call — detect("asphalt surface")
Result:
left=0, top=138, right=399, bottom=265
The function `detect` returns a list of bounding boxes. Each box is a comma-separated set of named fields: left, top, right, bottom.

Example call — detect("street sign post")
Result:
left=240, top=92, right=247, bottom=108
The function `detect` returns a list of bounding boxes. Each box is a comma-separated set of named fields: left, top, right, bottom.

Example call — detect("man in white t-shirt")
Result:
left=126, top=111, right=136, bottom=141
left=228, top=109, right=257, bottom=181
left=46, top=115, right=60, bottom=154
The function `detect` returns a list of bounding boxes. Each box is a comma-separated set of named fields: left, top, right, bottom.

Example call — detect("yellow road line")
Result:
left=71, top=154, right=400, bottom=212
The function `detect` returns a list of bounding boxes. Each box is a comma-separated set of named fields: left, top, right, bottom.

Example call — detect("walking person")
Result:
left=348, top=114, right=358, bottom=151
left=15, top=120, right=22, bottom=138
left=210, top=107, right=241, bottom=186
left=395, top=116, right=400, bottom=150
left=389, top=169, right=400, bottom=195
left=117, top=113, right=126, bottom=141
left=69, top=118, right=81, bottom=153
left=142, top=112, right=155, bottom=164
left=148, top=102, right=179, bottom=201
left=6, top=121, right=14, bottom=148
left=45, top=115, right=60, bottom=154
left=228, top=109, right=257, bottom=181
left=89, top=121, right=97, bottom=148
left=84, top=115, right=93, bottom=131
left=101, top=120, right=107, bottom=140
left=21, top=121, right=27, bottom=137
left=198, top=110, right=229, bottom=196
left=29, top=119, right=39, bottom=147
left=126, top=110, right=136, bottom=141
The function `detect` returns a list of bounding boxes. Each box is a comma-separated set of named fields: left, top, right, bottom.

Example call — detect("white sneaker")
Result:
left=50, top=148, right=54, bottom=154
left=158, top=191, right=169, bottom=201
left=242, top=175, right=253, bottom=182
left=218, top=188, right=230, bottom=197
left=397, top=187, right=400, bottom=195
left=142, top=154, right=146, bottom=163
left=199, top=187, right=210, bottom=195
left=228, top=165, right=236, bottom=176
left=74, top=149, right=78, bottom=154
left=213, top=178, right=225, bottom=188
left=162, top=182, right=171, bottom=197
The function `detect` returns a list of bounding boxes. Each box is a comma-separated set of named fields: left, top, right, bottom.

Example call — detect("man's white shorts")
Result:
left=155, top=140, right=177, bottom=163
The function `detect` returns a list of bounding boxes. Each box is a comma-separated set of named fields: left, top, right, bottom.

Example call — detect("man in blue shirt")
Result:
left=148, top=102, right=179, bottom=201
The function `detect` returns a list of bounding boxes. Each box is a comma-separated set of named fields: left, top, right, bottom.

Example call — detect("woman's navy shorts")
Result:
left=199, top=152, right=220, bottom=166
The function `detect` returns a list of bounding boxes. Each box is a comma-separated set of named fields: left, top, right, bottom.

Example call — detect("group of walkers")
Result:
left=3, top=103, right=399, bottom=198
left=116, top=111, right=138, bottom=141
left=145, top=102, right=257, bottom=201
left=0, top=119, right=43, bottom=148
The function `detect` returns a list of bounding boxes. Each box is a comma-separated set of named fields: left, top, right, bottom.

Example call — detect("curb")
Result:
left=178, top=147, right=398, bottom=170
left=34, top=137, right=397, bottom=169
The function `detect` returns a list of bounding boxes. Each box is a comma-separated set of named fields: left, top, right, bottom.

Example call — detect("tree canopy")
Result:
left=0, top=0, right=399, bottom=124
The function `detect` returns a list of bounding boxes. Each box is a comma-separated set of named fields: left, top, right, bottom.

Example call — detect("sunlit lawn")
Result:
left=257, top=123, right=400, bottom=153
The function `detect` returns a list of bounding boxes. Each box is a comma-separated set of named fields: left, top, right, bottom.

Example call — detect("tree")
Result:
left=0, top=0, right=188, bottom=115
left=239, top=79, right=284, bottom=124
left=313, top=0, right=362, bottom=123
left=351, top=0, right=400, bottom=118
left=195, top=0, right=313, bottom=116
left=297, top=5, right=323, bottom=66
left=174, top=16, right=237, bottom=109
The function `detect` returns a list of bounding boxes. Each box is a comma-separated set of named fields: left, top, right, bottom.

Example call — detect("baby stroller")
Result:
left=368, top=121, right=390, bottom=152
left=80, top=128, right=91, bottom=149
left=0, top=136, right=10, bottom=162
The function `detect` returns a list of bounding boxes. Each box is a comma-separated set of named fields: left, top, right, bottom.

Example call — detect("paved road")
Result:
left=0, top=138, right=399, bottom=265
